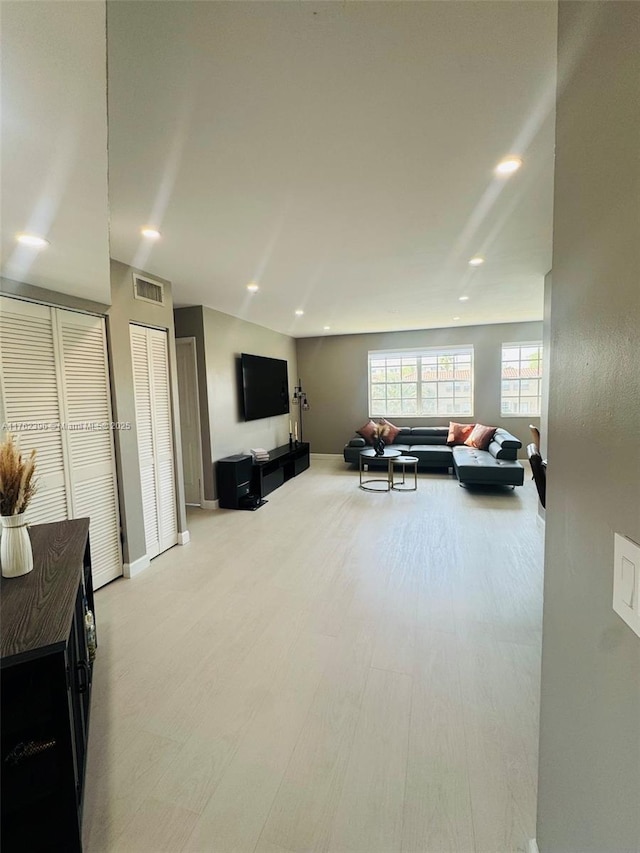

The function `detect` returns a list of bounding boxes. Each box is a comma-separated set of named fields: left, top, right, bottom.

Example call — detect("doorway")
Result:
left=176, top=337, right=204, bottom=506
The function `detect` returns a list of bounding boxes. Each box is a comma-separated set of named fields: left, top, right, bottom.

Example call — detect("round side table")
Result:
left=392, top=455, right=418, bottom=491
left=359, top=447, right=401, bottom=491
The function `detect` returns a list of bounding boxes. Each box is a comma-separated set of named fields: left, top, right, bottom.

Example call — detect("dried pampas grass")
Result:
left=0, top=434, right=37, bottom=516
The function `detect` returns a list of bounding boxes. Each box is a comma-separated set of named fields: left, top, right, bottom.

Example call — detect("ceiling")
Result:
left=0, top=1, right=111, bottom=304
left=2, top=1, right=557, bottom=337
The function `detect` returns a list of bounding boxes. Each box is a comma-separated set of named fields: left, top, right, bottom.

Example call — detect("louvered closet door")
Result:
left=57, top=310, right=122, bottom=588
left=0, top=296, right=122, bottom=589
left=130, top=324, right=177, bottom=559
left=0, top=297, right=69, bottom=524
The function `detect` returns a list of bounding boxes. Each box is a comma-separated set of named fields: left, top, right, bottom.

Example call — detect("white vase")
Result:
left=1, top=513, right=33, bottom=578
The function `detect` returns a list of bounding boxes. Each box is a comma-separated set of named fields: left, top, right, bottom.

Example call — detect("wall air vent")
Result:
left=133, top=274, right=165, bottom=306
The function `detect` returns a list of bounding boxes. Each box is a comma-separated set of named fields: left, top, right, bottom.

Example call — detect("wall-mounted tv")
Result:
left=240, top=353, right=290, bottom=421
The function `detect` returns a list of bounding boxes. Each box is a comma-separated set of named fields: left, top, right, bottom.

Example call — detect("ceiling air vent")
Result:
left=133, top=274, right=165, bottom=306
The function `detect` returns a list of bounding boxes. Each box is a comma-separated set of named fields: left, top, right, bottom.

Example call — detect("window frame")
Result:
left=500, top=341, right=543, bottom=418
left=368, top=345, right=474, bottom=419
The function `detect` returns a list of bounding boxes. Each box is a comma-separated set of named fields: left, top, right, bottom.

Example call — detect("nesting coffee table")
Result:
left=392, top=455, right=419, bottom=491
left=359, top=447, right=401, bottom=491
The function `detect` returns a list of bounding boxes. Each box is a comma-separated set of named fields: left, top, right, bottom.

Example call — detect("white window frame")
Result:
left=500, top=341, right=543, bottom=417
left=368, top=346, right=474, bottom=419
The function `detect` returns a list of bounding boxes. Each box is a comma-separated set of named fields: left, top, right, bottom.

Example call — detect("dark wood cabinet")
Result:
left=251, top=442, right=310, bottom=498
left=1, top=518, right=95, bottom=853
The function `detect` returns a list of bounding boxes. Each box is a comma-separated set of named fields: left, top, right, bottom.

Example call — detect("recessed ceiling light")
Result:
left=16, top=233, right=49, bottom=249
left=453, top=316, right=461, bottom=321
left=459, top=295, right=470, bottom=302
left=295, top=309, right=304, bottom=316
left=323, top=325, right=331, bottom=331
left=246, top=282, right=259, bottom=293
left=495, top=157, right=522, bottom=175
left=141, top=227, right=161, bottom=240
left=469, top=256, right=484, bottom=266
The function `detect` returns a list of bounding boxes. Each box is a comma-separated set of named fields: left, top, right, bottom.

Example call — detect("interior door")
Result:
left=130, top=324, right=177, bottom=559
left=175, top=338, right=203, bottom=505
left=56, top=309, right=122, bottom=588
left=0, top=298, right=69, bottom=524
left=0, top=296, right=123, bottom=589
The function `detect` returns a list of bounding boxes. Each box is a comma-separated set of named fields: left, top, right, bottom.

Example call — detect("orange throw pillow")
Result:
left=447, top=422, right=475, bottom=446
left=464, top=423, right=497, bottom=450
left=356, top=420, right=378, bottom=445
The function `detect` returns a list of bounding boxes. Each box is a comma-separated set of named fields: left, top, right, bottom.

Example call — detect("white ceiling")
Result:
left=0, top=1, right=111, bottom=304
left=107, top=1, right=557, bottom=337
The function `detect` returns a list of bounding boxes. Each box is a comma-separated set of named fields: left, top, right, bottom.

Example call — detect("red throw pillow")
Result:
left=464, top=423, right=497, bottom=450
left=380, top=419, right=401, bottom=443
left=447, top=422, right=475, bottom=446
left=356, top=420, right=378, bottom=445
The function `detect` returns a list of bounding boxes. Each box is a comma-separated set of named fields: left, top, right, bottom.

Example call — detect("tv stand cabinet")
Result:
left=251, top=442, right=310, bottom=498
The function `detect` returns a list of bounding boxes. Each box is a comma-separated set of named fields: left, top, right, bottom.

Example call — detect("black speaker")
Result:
left=216, top=454, right=253, bottom=509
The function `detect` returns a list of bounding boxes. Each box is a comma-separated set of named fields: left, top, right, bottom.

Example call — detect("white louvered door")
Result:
left=57, top=310, right=122, bottom=588
left=130, top=324, right=177, bottom=559
left=0, top=298, right=69, bottom=524
left=0, top=295, right=122, bottom=588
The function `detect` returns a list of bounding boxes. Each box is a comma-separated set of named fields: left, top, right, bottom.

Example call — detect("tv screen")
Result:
left=241, top=353, right=290, bottom=421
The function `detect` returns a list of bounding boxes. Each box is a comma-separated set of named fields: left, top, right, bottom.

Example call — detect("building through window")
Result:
left=501, top=342, right=543, bottom=416
left=368, top=347, right=474, bottom=418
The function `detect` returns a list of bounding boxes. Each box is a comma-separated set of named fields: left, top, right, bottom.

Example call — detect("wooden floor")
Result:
left=83, top=457, right=543, bottom=853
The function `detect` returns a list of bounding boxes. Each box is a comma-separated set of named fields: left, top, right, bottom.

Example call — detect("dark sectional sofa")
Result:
left=343, top=426, right=525, bottom=487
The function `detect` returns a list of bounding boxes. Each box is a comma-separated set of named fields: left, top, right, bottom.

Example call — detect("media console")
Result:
left=251, top=442, right=310, bottom=498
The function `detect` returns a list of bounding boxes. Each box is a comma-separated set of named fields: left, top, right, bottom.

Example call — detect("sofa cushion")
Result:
left=492, top=428, right=521, bottom=450
left=447, top=421, right=475, bottom=446
left=464, top=423, right=497, bottom=450
left=487, top=439, right=518, bottom=461
left=348, top=437, right=367, bottom=448
left=409, top=445, right=454, bottom=467
left=406, top=427, right=449, bottom=445
left=452, top=446, right=524, bottom=486
left=356, top=420, right=377, bottom=445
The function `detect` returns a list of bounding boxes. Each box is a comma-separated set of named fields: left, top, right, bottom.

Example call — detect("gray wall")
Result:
left=175, top=305, right=297, bottom=501
left=296, top=321, right=543, bottom=454
left=108, top=260, right=187, bottom=564
left=537, top=4, right=640, bottom=852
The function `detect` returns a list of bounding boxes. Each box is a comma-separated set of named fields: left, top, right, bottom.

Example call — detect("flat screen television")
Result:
left=240, top=353, right=290, bottom=421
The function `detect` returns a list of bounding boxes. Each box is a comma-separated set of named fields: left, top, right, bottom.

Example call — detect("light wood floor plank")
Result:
left=258, top=618, right=378, bottom=852
left=324, top=666, right=413, bottom=853
left=401, top=629, right=476, bottom=853
left=180, top=631, right=335, bottom=853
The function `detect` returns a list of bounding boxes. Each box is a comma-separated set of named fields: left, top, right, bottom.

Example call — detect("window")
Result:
left=501, top=342, right=543, bottom=416
left=368, top=347, right=474, bottom=418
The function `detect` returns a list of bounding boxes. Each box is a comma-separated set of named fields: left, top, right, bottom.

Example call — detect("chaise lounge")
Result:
left=343, top=425, right=525, bottom=488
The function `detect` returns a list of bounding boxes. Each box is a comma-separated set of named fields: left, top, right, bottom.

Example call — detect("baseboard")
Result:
left=200, top=498, right=219, bottom=510
left=177, top=530, right=190, bottom=545
left=123, top=554, right=151, bottom=579
left=528, top=839, right=540, bottom=853
left=310, top=452, right=341, bottom=459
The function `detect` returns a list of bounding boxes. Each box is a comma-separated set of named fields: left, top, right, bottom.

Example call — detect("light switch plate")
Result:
left=613, top=533, right=640, bottom=637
